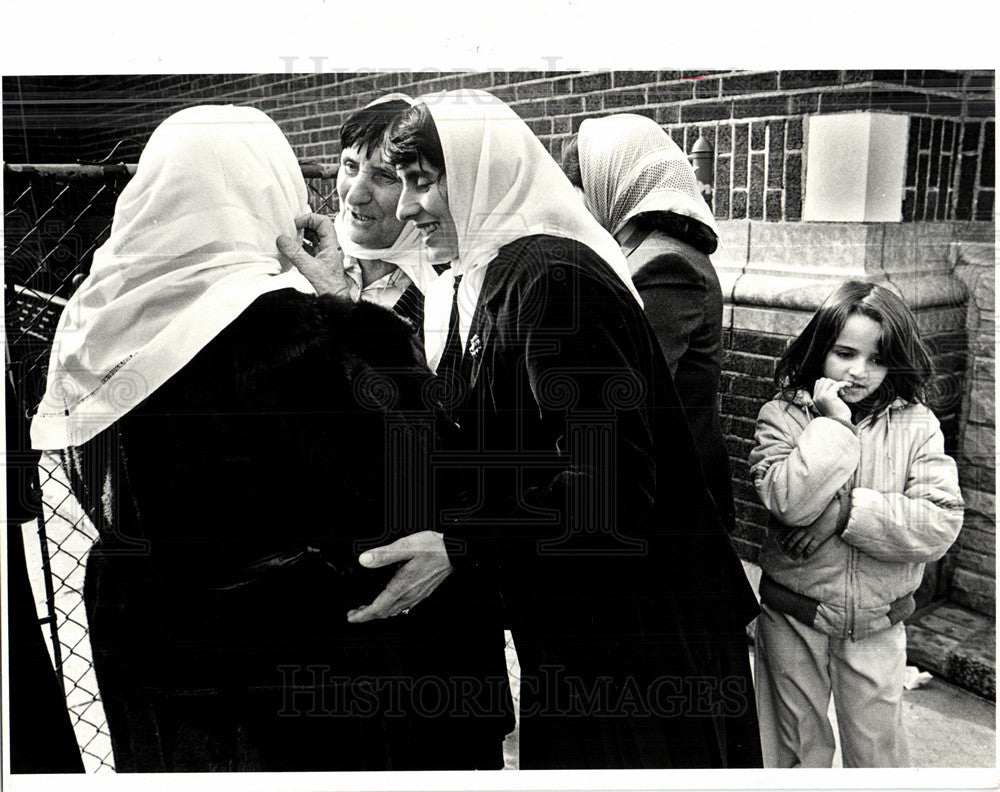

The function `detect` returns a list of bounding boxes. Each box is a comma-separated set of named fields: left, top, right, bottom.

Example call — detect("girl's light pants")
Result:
left=754, top=603, right=910, bottom=768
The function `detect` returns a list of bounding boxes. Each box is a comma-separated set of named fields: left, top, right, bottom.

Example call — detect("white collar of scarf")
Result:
left=30, top=105, right=315, bottom=450
left=418, top=89, right=642, bottom=373
left=578, top=113, right=719, bottom=238
left=334, top=211, right=444, bottom=295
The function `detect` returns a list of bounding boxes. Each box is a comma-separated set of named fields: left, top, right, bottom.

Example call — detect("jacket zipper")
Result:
left=846, top=418, right=868, bottom=641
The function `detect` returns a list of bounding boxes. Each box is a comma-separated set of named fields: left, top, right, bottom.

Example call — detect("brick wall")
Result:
left=4, top=70, right=995, bottom=221
left=721, top=328, right=787, bottom=561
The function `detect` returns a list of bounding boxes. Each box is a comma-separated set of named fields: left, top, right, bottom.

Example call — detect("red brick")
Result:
left=648, top=82, right=694, bottom=104
left=927, top=94, right=964, bottom=116
left=728, top=417, right=760, bottom=442
left=509, top=71, right=545, bottom=83
left=601, top=88, right=644, bottom=111
left=730, top=190, right=748, bottom=219
left=545, top=96, right=584, bottom=116
left=654, top=105, right=680, bottom=124
left=552, top=117, right=572, bottom=134
left=612, top=71, right=657, bottom=88
left=629, top=106, right=657, bottom=122
left=694, top=78, right=721, bottom=99
left=780, top=70, right=841, bottom=90
left=729, top=373, right=775, bottom=400
left=873, top=69, right=906, bottom=83
left=765, top=190, right=783, bottom=221
left=975, top=190, right=994, bottom=221
left=786, top=93, right=820, bottom=115
left=717, top=124, right=733, bottom=153
left=515, top=81, right=554, bottom=101
left=459, top=72, right=492, bottom=91
left=734, top=504, right=769, bottom=531
left=571, top=72, right=612, bottom=94
left=730, top=331, right=790, bottom=357
left=969, top=72, right=995, bottom=90
left=870, top=89, right=929, bottom=114
left=525, top=117, right=552, bottom=136
left=723, top=350, right=776, bottom=378
left=819, top=88, right=873, bottom=113
left=721, top=72, right=779, bottom=96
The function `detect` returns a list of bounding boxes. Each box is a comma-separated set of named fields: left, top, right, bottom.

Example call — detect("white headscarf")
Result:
left=333, top=93, right=446, bottom=295
left=577, top=113, right=719, bottom=238
left=30, top=105, right=315, bottom=450
left=418, top=89, right=642, bottom=372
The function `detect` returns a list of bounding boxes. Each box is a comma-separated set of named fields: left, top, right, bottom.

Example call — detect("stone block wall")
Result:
left=949, top=238, right=996, bottom=616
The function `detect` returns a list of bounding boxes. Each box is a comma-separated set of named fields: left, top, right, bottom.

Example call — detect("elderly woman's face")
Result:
left=337, top=144, right=406, bottom=248
left=395, top=158, right=459, bottom=261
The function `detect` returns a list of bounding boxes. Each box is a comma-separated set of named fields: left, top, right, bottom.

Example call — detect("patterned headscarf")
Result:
left=578, top=113, right=719, bottom=238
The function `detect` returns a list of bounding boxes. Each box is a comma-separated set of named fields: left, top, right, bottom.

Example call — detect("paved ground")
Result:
left=501, top=645, right=995, bottom=769
left=894, top=668, right=996, bottom=768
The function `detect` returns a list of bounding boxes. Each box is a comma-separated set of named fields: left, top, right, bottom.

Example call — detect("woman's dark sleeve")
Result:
left=630, top=252, right=705, bottom=378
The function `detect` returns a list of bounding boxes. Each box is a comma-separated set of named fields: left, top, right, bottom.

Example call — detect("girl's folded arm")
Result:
left=750, top=401, right=861, bottom=526
left=841, top=426, right=964, bottom=563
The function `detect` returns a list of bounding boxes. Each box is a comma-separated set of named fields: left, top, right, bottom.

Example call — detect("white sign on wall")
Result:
left=803, top=112, right=910, bottom=222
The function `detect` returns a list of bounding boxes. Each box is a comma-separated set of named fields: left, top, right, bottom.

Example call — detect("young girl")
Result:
left=750, top=280, right=964, bottom=768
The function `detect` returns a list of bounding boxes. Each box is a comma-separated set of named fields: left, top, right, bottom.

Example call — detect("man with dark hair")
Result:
left=283, top=96, right=427, bottom=325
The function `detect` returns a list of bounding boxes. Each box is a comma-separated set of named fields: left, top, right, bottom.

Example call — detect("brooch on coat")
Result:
left=468, top=333, right=482, bottom=358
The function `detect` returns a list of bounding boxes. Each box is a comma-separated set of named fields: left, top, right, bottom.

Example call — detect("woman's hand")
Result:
left=346, top=531, right=453, bottom=622
left=276, top=213, right=352, bottom=299
left=811, top=377, right=852, bottom=423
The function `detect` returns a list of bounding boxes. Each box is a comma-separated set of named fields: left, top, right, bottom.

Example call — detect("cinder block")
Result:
left=948, top=627, right=997, bottom=699
left=951, top=568, right=997, bottom=616
left=951, top=550, right=997, bottom=577
left=905, top=624, right=957, bottom=676
left=963, top=426, right=997, bottom=459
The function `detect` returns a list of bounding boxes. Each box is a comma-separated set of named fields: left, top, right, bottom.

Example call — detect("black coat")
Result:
left=623, top=226, right=736, bottom=532
left=433, top=235, right=760, bottom=769
left=64, top=290, right=512, bottom=772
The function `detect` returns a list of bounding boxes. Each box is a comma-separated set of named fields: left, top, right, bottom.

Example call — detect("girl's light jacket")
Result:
left=749, top=394, right=964, bottom=639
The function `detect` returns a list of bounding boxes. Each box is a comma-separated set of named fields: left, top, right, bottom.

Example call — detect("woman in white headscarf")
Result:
left=565, top=113, right=736, bottom=535
left=30, top=105, right=511, bottom=771
left=368, top=90, right=761, bottom=769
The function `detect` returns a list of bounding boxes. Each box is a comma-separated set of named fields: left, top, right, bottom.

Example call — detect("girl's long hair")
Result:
left=775, top=281, right=934, bottom=416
